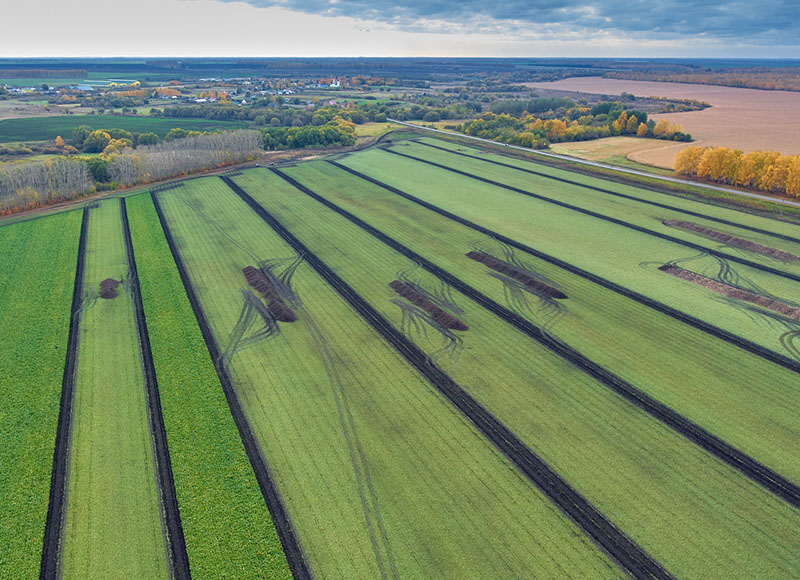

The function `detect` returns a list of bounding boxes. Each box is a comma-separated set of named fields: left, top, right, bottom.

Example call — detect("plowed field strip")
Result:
left=39, top=207, right=88, bottom=580
left=413, top=139, right=800, bottom=246
left=381, top=148, right=800, bottom=285
left=120, top=200, right=190, bottom=579
left=329, top=160, right=800, bottom=376
left=220, top=175, right=673, bottom=580
left=150, top=191, right=311, bottom=580
left=271, top=169, right=800, bottom=510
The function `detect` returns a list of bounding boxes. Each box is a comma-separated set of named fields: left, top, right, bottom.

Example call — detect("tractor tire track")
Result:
left=412, top=139, right=800, bottom=246
left=40, top=206, right=89, bottom=580
left=269, top=169, right=800, bottom=510
left=329, top=160, right=800, bottom=375
left=120, top=199, right=191, bottom=580
left=221, top=175, right=674, bottom=580
left=381, top=147, right=800, bottom=285
left=150, top=191, right=312, bottom=580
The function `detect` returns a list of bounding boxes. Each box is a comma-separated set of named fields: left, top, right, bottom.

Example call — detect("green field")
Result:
left=339, top=147, right=800, bottom=359
left=0, top=211, right=80, bottom=578
left=230, top=167, right=800, bottom=578
left=156, top=177, right=623, bottom=578
left=60, top=199, right=169, bottom=579
left=4, top=131, right=800, bottom=578
left=276, top=161, right=800, bottom=482
left=127, top=194, right=292, bottom=579
left=0, top=115, right=245, bottom=143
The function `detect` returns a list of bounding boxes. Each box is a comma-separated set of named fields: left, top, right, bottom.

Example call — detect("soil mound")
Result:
left=99, top=278, right=120, bottom=299
left=663, top=220, right=800, bottom=262
left=389, top=280, right=468, bottom=331
left=466, top=251, right=568, bottom=299
left=659, top=264, right=800, bottom=321
left=242, top=266, right=297, bottom=322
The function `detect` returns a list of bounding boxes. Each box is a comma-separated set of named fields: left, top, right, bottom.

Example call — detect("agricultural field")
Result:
left=2, top=131, right=800, bottom=579
left=528, top=77, right=800, bottom=167
left=0, top=115, right=245, bottom=143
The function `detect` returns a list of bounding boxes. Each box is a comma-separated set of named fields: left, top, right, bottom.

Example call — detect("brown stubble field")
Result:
left=528, top=78, right=800, bottom=168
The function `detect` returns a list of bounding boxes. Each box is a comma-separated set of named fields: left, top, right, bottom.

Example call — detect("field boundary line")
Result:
left=40, top=206, right=88, bottom=580
left=382, top=147, right=800, bottom=285
left=412, top=139, right=800, bottom=245
left=121, top=199, right=191, bottom=579
left=329, top=160, right=800, bottom=375
left=271, top=168, right=800, bottom=510
left=387, top=119, right=800, bottom=209
left=222, top=174, right=675, bottom=580
left=150, top=191, right=312, bottom=580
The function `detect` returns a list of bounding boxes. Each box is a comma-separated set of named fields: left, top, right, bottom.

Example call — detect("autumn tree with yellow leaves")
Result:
left=675, top=146, right=800, bottom=198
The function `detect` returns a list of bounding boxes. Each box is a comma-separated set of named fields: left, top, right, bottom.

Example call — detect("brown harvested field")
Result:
left=528, top=78, right=800, bottom=168
left=549, top=137, right=683, bottom=171
left=659, top=264, right=800, bottom=321
left=663, top=220, right=800, bottom=261
left=0, top=100, right=88, bottom=121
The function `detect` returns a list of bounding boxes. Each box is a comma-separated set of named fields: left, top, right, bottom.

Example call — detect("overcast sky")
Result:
left=2, top=0, right=799, bottom=57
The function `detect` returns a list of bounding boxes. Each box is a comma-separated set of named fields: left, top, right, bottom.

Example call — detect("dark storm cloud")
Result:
left=223, top=0, right=799, bottom=41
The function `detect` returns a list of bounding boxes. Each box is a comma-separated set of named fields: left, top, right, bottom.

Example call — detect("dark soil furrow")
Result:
left=223, top=174, right=674, bottom=580
left=313, top=163, right=800, bottom=508
left=242, top=266, right=297, bottom=322
left=660, top=264, right=800, bottom=321
left=381, top=147, right=800, bottom=285
left=466, top=251, right=567, bottom=299
left=120, top=199, right=191, bottom=580
left=150, top=191, right=311, bottom=580
left=663, top=220, right=800, bottom=261
left=329, top=160, right=800, bottom=375
left=413, top=139, right=800, bottom=246
left=389, top=280, right=469, bottom=330
left=40, top=206, right=89, bottom=580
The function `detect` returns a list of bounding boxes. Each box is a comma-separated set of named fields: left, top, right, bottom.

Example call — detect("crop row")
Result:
left=156, top=176, right=625, bottom=579
left=384, top=143, right=800, bottom=283
left=416, top=136, right=800, bottom=243
left=230, top=167, right=800, bottom=579
left=339, top=148, right=800, bottom=363
left=0, top=210, right=82, bottom=578
left=318, top=158, right=800, bottom=479
left=268, top=167, right=800, bottom=507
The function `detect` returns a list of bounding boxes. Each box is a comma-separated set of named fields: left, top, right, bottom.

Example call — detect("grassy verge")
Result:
left=60, top=199, right=169, bottom=580
left=157, top=177, right=623, bottom=579
left=0, top=211, right=80, bottom=578
left=233, top=167, right=800, bottom=579
left=127, top=193, right=292, bottom=579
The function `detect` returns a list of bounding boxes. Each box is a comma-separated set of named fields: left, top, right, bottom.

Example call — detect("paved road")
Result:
left=388, top=119, right=800, bottom=209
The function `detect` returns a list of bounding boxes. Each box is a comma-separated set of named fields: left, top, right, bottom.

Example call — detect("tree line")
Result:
left=0, top=130, right=261, bottom=214
left=459, top=107, right=689, bottom=150
left=675, top=146, right=800, bottom=198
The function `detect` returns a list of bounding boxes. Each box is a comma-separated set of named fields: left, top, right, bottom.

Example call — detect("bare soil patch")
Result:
left=664, top=220, right=800, bottom=261
left=467, top=251, right=567, bottom=299
left=659, top=264, right=800, bottom=321
left=99, top=278, right=120, bottom=299
left=242, top=266, right=296, bottom=322
left=389, top=280, right=468, bottom=331
left=528, top=78, right=800, bottom=168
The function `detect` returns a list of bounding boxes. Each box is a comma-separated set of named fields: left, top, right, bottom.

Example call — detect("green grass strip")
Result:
left=60, top=199, right=169, bottom=579
left=126, top=193, right=292, bottom=580
left=0, top=211, right=80, bottom=579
